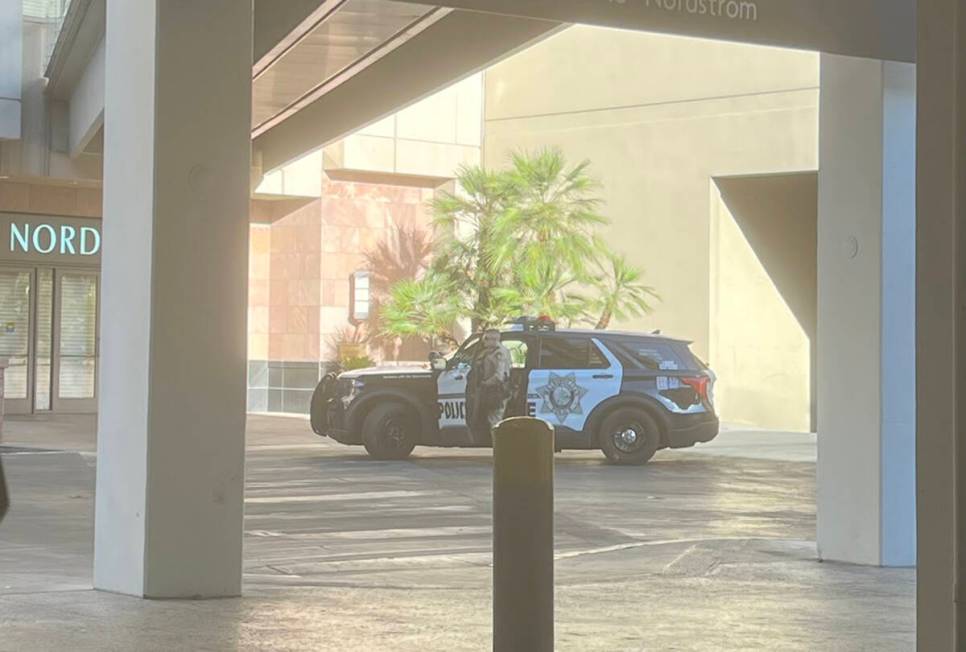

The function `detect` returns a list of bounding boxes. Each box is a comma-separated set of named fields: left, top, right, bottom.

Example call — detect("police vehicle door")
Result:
left=436, top=334, right=532, bottom=437
left=527, top=336, right=622, bottom=438
left=436, top=335, right=478, bottom=435
left=502, top=336, right=532, bottom=417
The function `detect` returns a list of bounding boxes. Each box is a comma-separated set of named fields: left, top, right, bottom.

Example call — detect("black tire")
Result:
left=362, top=402, right=418, bottom=460
left=598, top=408, right=661, bottom=466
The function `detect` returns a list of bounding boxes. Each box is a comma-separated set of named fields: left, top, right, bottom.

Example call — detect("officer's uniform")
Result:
left=466, top=342, right=512, bottom=442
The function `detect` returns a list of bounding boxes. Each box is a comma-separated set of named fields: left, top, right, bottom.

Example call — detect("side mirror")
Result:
left=429, top=352, right=446, bottom=371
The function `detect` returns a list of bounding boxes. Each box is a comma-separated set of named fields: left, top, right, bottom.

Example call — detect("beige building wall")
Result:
left=324, top=74, right=482, bottom=180
left=0, top=177, right=101, bottom=217
left=248, top=224, right=271, bottom=363
left=248, top=76, right=482, bottom=413
left=711, top=173, right=817, bottom=431
left=484, top=27, right=819, bottom=430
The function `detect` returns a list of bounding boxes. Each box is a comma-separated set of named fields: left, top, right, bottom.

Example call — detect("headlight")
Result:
left=337, top=377, right=365, bottom=401
left=341, top=378, right=365, bottom=402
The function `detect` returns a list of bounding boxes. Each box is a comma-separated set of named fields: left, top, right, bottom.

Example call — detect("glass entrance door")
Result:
left=0, top=266, right=99, bottom=414
left=0, top=269, right=33, bottom=414
left=50, top=270, right=98, bottom=413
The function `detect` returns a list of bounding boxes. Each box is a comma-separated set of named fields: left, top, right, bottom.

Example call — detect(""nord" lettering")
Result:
left=9, top=223, right=101, bottom=256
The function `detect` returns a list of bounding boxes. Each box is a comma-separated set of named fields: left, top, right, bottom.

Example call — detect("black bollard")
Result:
left=492, top=417, right=554, bottom=652
left=0, top=455, right=7, bottom=524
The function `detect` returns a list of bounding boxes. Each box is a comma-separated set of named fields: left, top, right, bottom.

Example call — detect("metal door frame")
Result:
left=0, top=266, right=37, bottom=415
left=50, top=268, right=100, bottom=414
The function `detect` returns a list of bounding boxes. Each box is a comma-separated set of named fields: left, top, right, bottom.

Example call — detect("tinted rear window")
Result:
left=632, top=345, right=680, bottom=370
left=604, top=338, right=695, bottom=371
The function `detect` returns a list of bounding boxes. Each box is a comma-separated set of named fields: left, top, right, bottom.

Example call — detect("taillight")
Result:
left=681, top=376, right=710, bottom=403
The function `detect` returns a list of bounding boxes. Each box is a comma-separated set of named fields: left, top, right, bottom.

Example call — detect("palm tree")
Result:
left=430, top=164, right=517, bottom=330
left=380, top=150, right=660, bottom=342
left=494, top=148, right=610, bottom=283
left=593, top=252, right=660, bottom=330
left=362, top=223, right=432, bottom=296
left=492, top=259, right=592, bottom=325
left=380, top=276, right=462, bottom=349
left=361, top=224, right=433, bottom=358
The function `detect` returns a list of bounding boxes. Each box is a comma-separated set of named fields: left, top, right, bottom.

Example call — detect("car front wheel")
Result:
left=362, top=402, right=418, bottom=460
left=598, top=408, right=661, bottom=466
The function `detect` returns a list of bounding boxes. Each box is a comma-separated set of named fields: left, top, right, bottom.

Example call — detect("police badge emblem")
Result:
left=534, top=372, right=590, bottom=423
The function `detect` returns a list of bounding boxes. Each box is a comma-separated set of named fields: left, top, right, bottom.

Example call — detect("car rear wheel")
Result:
left=362, top=402, right=418, bottom=460
left=598, top=408, right=661, bottom=466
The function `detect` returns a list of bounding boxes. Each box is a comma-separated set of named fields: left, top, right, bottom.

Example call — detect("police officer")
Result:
left=466, top=328, right=512, bottom=443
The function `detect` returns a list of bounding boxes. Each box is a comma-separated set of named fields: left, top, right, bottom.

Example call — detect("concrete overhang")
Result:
left=42, top=0, right=560, bottom=177
left=42, top=0, right=105, bottom=158
left=45, top=0, right=330, bottom=99
left=41, top=0, right=917, bottom=174
left=44, top=0, right=105, bottom=101
left=251, top=0, right=450, bottom=138
left=255, top=0, right=337, bottom=64
left=253, top=8, right=561, bottom=173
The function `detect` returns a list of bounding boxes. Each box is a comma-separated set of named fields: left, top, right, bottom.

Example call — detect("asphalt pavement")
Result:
left=0, top=414, right=914, bottom=651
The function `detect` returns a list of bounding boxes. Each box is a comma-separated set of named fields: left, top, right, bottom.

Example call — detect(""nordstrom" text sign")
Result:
left=9, top=222, right=101, bottom=256
left=395, top=0, right=915, bottom=63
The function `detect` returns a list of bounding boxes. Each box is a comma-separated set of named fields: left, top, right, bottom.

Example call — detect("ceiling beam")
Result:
left=253, top=10, right=561, bottom=173
left=253, top=0, right=346, bottom=77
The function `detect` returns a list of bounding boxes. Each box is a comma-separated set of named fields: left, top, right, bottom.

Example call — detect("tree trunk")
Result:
left=474, top=280, right=490, bottom=334
left=595, top=309, right=611, bottom=330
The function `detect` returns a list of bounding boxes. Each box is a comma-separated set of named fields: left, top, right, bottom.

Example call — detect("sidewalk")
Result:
left=693, top=424, right=817, bottom=462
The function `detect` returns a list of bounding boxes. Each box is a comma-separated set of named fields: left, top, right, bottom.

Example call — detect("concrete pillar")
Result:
left=0, top=0, right=22, bottom=141
left=94, top=1, right=252, bottom=598
left=816, top=55, right=916, bottom=567
left=916, top=0, right=964, bottom=647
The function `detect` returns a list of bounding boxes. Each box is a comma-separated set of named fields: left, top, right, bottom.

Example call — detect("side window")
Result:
left=538, top=337, right=608, bottom=370
left=631, top=344, right=683, bottom=371
left=502, top=338, right=529, bottom=369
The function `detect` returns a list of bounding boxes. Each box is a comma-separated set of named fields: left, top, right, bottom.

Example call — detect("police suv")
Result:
left=310, top=318, right=719, bottom=465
